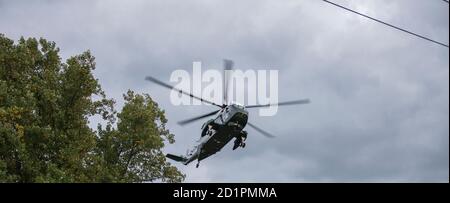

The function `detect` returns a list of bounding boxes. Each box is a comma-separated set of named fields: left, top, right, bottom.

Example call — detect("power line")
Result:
left=322, top=0, right=449, bottom=48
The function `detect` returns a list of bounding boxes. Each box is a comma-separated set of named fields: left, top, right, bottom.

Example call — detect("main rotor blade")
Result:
left=223, top=59, right=233, bottom=105
left=245, top=99, right=310, bottom=108
left=145, top=76, right=223, bottom=108
left=246, top=122, right=275, bottom=138
left=178, top=110, right=220, bottom=126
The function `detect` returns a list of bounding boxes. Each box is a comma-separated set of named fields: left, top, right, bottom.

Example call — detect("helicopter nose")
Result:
left=233, top=111, right=248, bottom=125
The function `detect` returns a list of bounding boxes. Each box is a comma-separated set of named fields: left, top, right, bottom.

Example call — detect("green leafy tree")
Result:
left=0, top=34, right=184, bottom=182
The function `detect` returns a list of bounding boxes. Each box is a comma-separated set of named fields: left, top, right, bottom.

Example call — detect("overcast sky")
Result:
left=1, top=0, right=448, bottom=182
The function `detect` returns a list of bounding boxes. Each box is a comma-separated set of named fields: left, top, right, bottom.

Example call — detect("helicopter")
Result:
left=145, top=60, right=309, bottom=168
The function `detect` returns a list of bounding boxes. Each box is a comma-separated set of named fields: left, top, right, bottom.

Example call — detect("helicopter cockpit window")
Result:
left=221, top=110, right=228, bottom=121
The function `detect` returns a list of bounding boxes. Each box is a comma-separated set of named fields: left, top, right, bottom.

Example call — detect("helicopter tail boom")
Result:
left=166, top=154, right=188, bottom=163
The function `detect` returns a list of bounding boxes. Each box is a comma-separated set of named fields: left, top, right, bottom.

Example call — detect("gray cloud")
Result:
left=1, top=0, right=448, bottom=182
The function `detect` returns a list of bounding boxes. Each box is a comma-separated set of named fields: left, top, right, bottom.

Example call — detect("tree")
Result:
left=0, top=34, right=184, bottom=182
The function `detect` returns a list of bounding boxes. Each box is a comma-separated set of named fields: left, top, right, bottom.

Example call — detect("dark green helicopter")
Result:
left=145, top=60, right=309, bottom=168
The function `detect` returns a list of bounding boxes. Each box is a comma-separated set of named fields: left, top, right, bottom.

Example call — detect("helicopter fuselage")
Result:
left=183, top=104, right=248, bottom=165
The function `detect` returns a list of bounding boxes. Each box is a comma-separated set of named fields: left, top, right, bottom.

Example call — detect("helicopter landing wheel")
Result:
left=196, top=162, right=200, bottom=168
left=242, top=143, right=246, bottom=148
